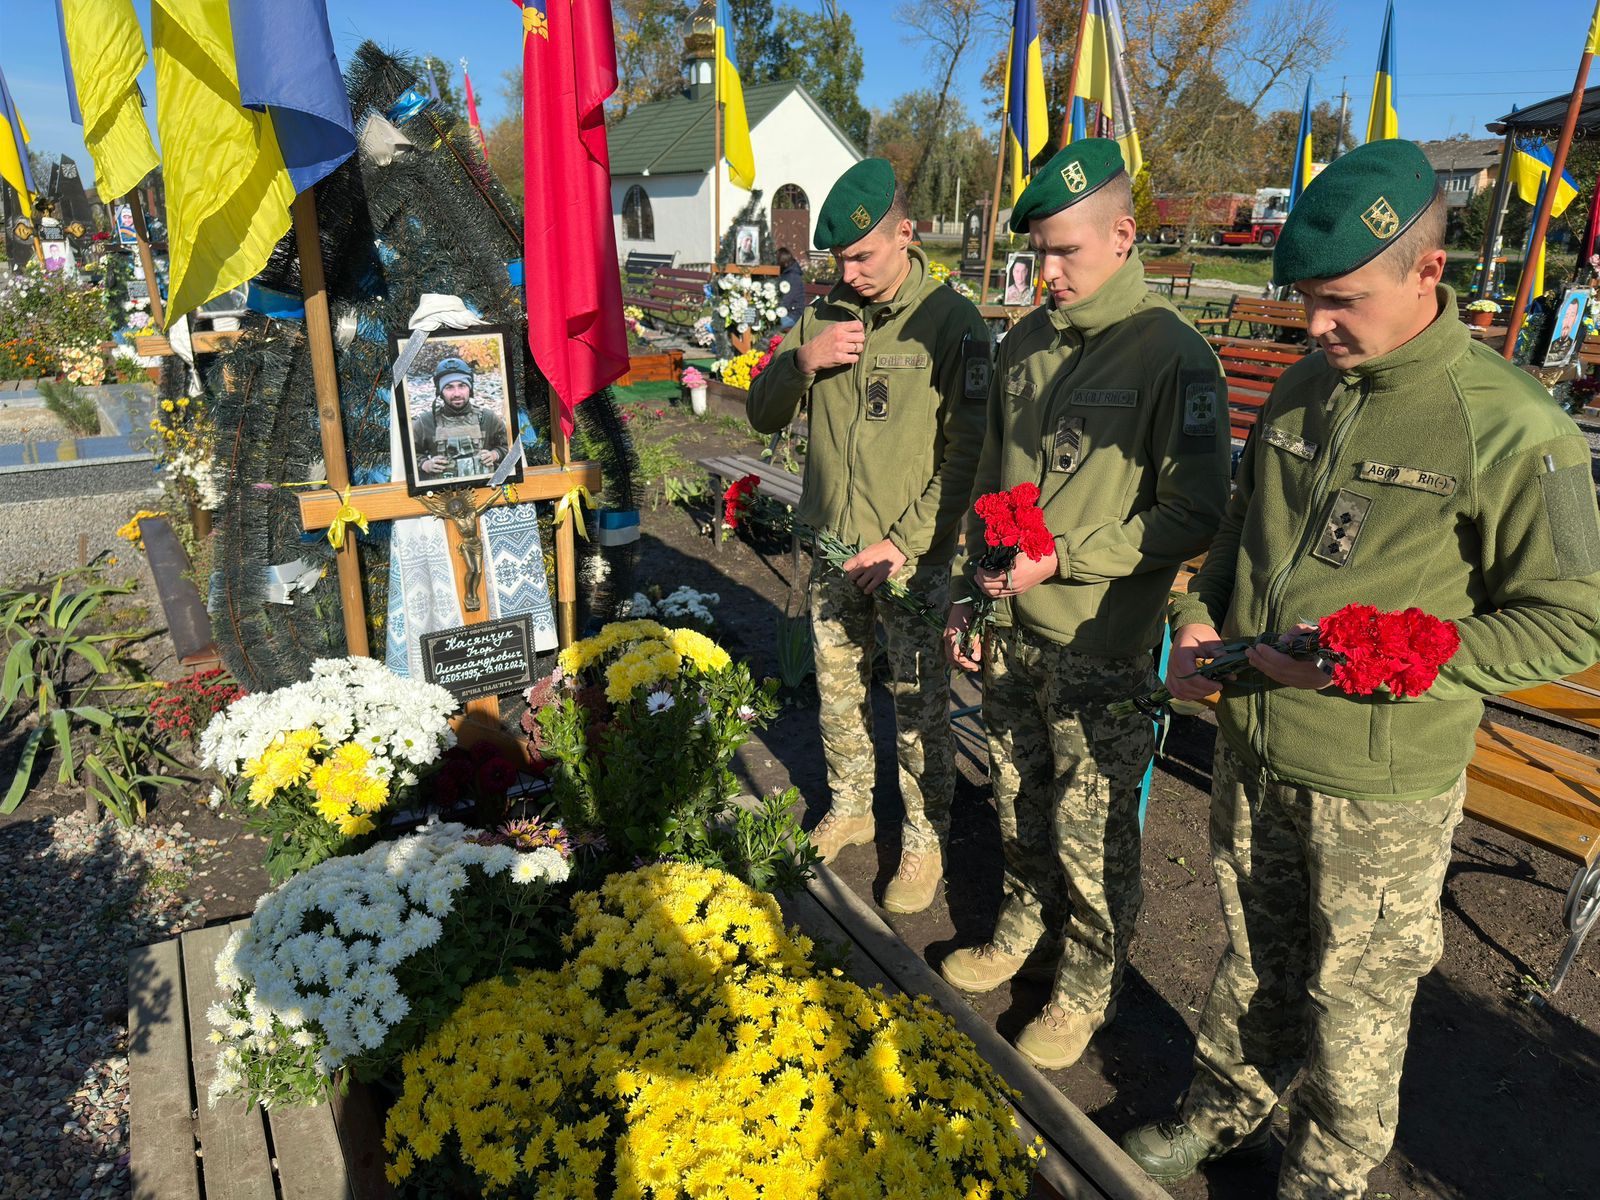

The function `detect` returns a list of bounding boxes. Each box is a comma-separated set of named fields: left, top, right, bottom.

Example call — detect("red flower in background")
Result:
left=723, top=473, right=761, bottom=527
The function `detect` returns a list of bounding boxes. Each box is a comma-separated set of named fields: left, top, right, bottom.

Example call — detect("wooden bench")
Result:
left=622, top=265, right=710, bottom=332
left=1144, top=259, right=1195, bottom=298
left=130, top=921, right=389, bottom=1200
left=1207, top=336, right=1304, bottom=445
left=1196, top=295, right=1308, bottom=342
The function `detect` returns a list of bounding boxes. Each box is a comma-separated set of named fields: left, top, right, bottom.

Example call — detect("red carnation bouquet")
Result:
left=1110, top=603, right=1461, bottom=716
left=751, top=332, right=785, bottom=382
left=960, top=482, right=1055, bottom=657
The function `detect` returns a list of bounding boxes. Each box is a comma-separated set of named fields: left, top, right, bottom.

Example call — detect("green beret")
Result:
left=814, top=158, right=899, bottom=250
left=1009, top=139, right=1125, bottom=233
left=1273, top=139, right=1437, bottom=286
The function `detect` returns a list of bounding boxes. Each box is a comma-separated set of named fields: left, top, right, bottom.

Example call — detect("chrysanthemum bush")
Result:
left=199, top=657, right=458, bottom=882
left=384, top=863, right=1043, bottom=1198
left=206, top=821, right=570, bottom=1109
left=529, top=620, right=816, bottom=890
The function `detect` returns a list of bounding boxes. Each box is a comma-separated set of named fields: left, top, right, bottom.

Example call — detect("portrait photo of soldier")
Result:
left=396, top=328, right=519, bottom=494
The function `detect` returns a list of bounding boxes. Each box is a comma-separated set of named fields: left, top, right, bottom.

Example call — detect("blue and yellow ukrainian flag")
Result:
left=1524, top=170, right=1548, bottom=299
left=1365, top=0, right=1399, bottom=143
left=1072, top=0, right=1143, bottom=179
left=714, top=0, right=755, bottom=191
left=1003, top=0, right=1048, bottom=200
left=1510, top=138, right=1578, bottom=216
left=1289, top=79, right=1313, bottom=210
left=0, top=65, right=36, bottom=220
left=55, top=0, right=158, bottom=202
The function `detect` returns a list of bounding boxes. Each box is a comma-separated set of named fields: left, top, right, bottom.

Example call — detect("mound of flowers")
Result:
left=199, top=657, right=458, bottom=881
left=383, top=863, right=1043, bottom=1198
left=206, top=821, right=570, bottom=1108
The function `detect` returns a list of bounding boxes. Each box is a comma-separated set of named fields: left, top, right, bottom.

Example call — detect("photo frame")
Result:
left=1002, top=252, right=1036, bottom=307
left=393, top=325, right=522, bottom=495
left=735, top=224, right=760, bottom=266
left=1540, top=286, right=1591, bottom=369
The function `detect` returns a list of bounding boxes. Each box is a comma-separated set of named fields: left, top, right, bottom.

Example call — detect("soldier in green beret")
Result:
left=939, top=139, right=1231, bottom=1068
left=1122, top=139, right=1600, bottom=1198
left=748, top=158, right=992, bottom=912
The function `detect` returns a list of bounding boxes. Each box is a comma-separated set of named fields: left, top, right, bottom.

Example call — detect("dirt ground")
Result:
left=625, top=398, right=1599, bottom=1200
left=1, top=396, right=1594, bottom=1198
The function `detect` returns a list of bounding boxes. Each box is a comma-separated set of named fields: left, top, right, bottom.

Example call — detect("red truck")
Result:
left=1148, top=188, right=1290, bottom=247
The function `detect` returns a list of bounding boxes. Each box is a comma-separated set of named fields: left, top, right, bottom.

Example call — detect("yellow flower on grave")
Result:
left=160, top=399, right=174, bottom=412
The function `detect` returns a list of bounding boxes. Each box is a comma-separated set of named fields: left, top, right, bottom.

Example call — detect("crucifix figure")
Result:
left=416, top=488, right=501, bottom=611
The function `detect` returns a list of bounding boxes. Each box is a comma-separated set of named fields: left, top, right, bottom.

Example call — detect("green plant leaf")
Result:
left=2, top=636, right=37, bottom=709
left=1, top=727, right=48, bottom=813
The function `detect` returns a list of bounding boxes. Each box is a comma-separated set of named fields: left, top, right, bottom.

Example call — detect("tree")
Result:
left=419, top=55, right=467, bottom=123
left=484, top=68, right=525, bottom=208
left=749, top=4, right=872, bottom=148
left=611, top=0, right=687, bottom=121
left=894, top=0, right=988, bottom=200
left=1254, top=100, right=1354, bottom=188
left=870, top=92, right=990, bottom=221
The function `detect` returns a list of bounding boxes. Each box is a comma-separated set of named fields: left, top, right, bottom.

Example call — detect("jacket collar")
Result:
left=1338, top=285, right=1471, bottom=393
left=1046, top=249, right=1148, bottom=340
left=825, top=245, right=931, bottom=318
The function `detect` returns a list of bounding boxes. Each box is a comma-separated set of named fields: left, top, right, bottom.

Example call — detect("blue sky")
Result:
left=2, top=0, right=1589, bottom=193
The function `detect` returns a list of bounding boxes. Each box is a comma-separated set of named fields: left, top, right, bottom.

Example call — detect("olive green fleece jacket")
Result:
left=951, top=251, right=1232, bottom=655
left=1171, top=287, right=1600, bottom=802
left=747, top=247, right=991, bottom=583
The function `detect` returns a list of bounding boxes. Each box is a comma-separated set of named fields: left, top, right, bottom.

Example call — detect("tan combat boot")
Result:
left=882, top=847, right=942, bottom=914
left=1014, top=1000, right=1117, bottom=1071
left=939, top=941, right=1055, bottom=993
left=808, top=809, right=875, bottom=864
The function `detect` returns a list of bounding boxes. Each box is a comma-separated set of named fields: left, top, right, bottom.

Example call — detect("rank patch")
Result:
left=1051, top=415, right=1085, bottom=475
left=1310, top=489, right=1373, bottom=567
left=865, top=375, right=890, bottom=420
left=1263, top=425, right=1318, bottom=461
left=1005, top=367, right=1035, bottom=405
left=1357, top=461, right=1456, bottom=496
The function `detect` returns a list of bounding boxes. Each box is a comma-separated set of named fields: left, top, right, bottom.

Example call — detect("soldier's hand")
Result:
left=421, top=455, right=447, bottom=474
left=841, top=538, right=906, bottom=594
left=945, top=603, right=981, bottom=670
left=796, top=320, right=865, bottom=374
left=1168, top=623, right=1225, bottom=701
left=1246, top=623, right=1336, bottom=691
left=478, top=448, right=502, bottom=467
left=975, top=548, right=1057, bottom=598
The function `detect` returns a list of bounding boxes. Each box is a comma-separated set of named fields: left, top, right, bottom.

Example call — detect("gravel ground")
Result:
left=0, top=488, right=164, bottom=588
left=0, top=812, right=207, bottom=1199
left=0, top=406, right=75, bottom=447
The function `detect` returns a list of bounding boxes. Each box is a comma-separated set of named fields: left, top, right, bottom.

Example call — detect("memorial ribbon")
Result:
left=326, top=489, right=369, bottom=550
left=554, top=485, right=594, bottom=541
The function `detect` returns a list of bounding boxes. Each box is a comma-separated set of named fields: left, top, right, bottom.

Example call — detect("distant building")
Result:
left=1418, top=138, right=1503, bottom=207
left=606, top=5, right=862, bottom=266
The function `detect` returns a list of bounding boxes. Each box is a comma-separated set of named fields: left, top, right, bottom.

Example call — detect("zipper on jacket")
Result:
left=1252, top=377, right=1369, bottom=764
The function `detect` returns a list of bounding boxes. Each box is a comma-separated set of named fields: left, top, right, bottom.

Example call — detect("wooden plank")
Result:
left=268, top=1103, right=354, bottom=1200
left=129, top=938, right=202, bottom=1200
left=181, top=923, right=276, bottom=1200
left=1500, top=679, right=1600, bottom=731
left=296, top=462, right=602, bottom=530
left=1465, top=781, right=1597, bottom=864
left=806, top=865, right=1172, bottom=1200
left=133, top=330, right=246, bottom=357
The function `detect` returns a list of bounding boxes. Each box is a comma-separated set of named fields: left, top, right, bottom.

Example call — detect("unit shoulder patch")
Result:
left=961, top=337, right=992, bottom=404
left=1179, top=369, right=1218, bottom=445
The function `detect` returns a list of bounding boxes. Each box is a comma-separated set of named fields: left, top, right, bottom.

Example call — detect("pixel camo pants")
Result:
left=1182, top=741, right=1465, bottom=1199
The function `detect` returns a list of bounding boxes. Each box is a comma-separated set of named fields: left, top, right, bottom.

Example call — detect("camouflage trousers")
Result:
left=809, top=566, right=953, bottom=854
left=983, top=626, right=1155, bottom=1015
left=1181, top=742, right=1466, bottom=1200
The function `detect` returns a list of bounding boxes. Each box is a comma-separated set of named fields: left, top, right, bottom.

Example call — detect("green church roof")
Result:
left=608, top=81, right=859, bottom=177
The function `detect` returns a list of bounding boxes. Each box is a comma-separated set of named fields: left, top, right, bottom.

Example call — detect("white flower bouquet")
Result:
left=206, top=821, right=571, bottom=1108
left=200, top=657, right=459, bottom=882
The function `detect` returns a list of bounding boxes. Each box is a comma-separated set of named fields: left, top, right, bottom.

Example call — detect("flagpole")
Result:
left=1059, top=0, right=1093, bottom=149
left=291, top=188, right=369, bottom=657
left=1500, top=38, right=1593, bottom=359
left=713, top=41, right=722, bottom=268
left=124, top=188, right=165, bottom=329
left=981, top=113, right=1008, bottom=305
left=1475, top=126, right=1517, bottom=301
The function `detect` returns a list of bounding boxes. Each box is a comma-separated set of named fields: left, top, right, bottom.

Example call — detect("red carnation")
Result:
left=723, top=474, right=761, bottom=528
